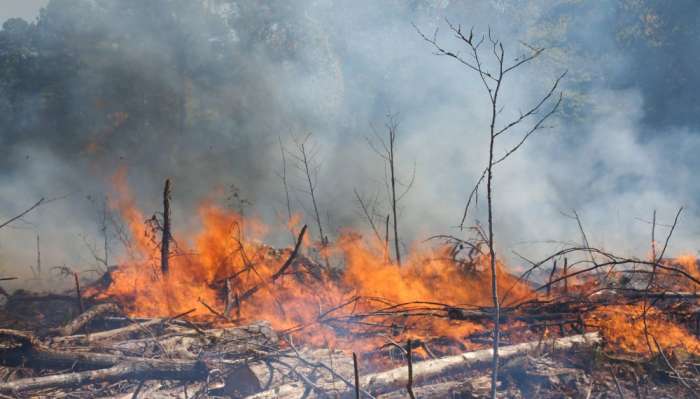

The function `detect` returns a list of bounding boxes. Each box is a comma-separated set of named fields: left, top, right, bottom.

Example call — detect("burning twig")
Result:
left=239, top=225, right=308, bottom=303
left=198, top=298, right=232, bottom=323
left=271, top=225, right=308, bottom=281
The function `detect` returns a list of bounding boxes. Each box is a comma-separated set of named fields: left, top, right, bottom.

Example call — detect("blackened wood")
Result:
left=161, top=178, right=171, bottom=275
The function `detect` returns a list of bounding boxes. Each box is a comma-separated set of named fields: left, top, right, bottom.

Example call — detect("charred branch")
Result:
left=160, top=178, right=172, bottom=275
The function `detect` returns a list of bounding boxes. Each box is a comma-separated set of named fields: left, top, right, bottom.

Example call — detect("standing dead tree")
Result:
left=101, top=198, right=109, bottom=271
left=277, top=137, right=297, bottom=243
left=31, top=235, right=41, bottom=279
left=82, top=196, right=113, bottom=273
left=417, top=22, right=565, bottom=398
left=161, top=179, right=172, bottom=275
left=366, top=115, right=415, bottom=266
left=291, top=134, right=328, bottom=249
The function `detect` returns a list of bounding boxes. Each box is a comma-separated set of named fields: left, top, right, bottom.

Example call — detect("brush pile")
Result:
left=3, top=249, right=700, bottom=398
left=3, top=182, right=700, bottom=397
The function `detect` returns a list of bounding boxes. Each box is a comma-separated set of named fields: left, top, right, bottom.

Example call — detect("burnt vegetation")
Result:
left=1, top=1, right=700, bottom=399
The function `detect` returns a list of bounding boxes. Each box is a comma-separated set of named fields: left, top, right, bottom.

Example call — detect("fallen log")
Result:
left=377, top=377, right=490, bottom=399
left=0, top=360, right=208, bottom=394
left=362, top=332, right=600, bottom=394
left=110, top=323, right=279, bottom=360
left=49, top=303, right=121, bottom=336
left=0, top=338, right=205, bottom=372
left=0, top=320, right=281, bottom=394
left=247, top=332, right=601, bottom=398
left=0, top=328, right=38, bottom=345
left=54, top=318, right=164, bottom=344
left=2, top=321, right=278, bottom=369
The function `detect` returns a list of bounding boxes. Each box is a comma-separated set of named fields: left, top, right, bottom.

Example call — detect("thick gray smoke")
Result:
left=1, top=0, right=699, bottom=291
left=0, top=0, right=49, bottom=23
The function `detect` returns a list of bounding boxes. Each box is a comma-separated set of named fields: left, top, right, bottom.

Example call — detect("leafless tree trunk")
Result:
left=303, top=142, right=324, bottom=244
left=366, top=116, right=415, bottom=266
left=278, top=137, right=296, bottom=243
left=73, top=272, right=84, bottom=314
left=387, top=120, right=402, bottom=266
left=36, top=235, right=41, bottom=278
left=417, top=22, right=564, bottom=398
left=384, top=214, right=391, bottom=263
left=102, top=197, right=109, bottom=270
left=161, top=179, right=172, bottom=275
left=292, top=135, right=327, bottom=251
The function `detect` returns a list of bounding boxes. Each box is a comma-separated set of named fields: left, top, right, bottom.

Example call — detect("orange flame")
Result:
left=98, top=172, right=700, bottom=357
left=97, top=173, right=535, bottom=352
left=586, top=304, right=700, bottom=355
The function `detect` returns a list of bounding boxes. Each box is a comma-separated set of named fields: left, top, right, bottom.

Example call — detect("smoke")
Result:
left=0, top=0, right=49, bottom=23
left=1, top=0, right=699, bottom=290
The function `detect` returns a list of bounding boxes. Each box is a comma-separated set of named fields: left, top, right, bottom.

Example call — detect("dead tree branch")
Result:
left=0, top=198, right=45, bottom=230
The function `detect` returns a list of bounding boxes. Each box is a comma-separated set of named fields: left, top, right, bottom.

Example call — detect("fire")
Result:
left=97, top=173, right=532, bottom=352
left=586, top=304, right=700, bottom=355
left=96, top=172, right=700, bottom=357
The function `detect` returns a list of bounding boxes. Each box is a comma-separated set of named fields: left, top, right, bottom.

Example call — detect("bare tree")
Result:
left=80, top=196, right=115, bottom=273
left=161, top=179, right=172, bottom=275
left=35, top=235, right=41, bottom=278
left=417, top=22, right=565, bottom=398
left=277, top=137, right=296, bottom=243
left=366, top=115, right=415, bottom=266
left=291, top=134, right=328, bottom=252
left=101, top=197, right=109, bottom=270
left=227, top=183, right=253, bottom=242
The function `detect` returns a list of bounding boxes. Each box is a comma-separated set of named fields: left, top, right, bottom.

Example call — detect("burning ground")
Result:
left=2, top=171, right=700, bottom=398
